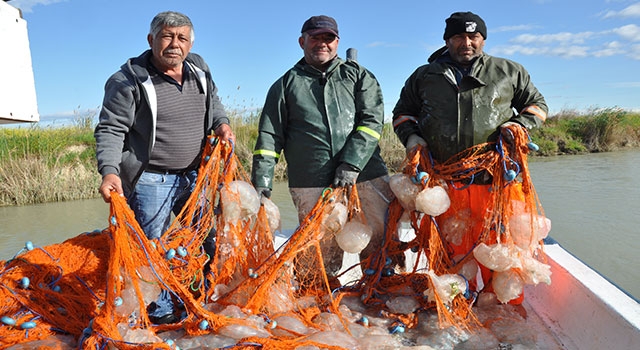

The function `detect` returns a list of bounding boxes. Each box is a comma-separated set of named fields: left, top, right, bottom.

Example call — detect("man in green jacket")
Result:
left=394, top=12, right=547, bottom=162
left=392, top=11, right=548, bottom=304
left=251, top=15, right=394, bottom=288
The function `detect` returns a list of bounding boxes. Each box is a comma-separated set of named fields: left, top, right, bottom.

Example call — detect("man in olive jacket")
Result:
left=392, top=12, right=548, bottom=304
left=393, top=12, right=547, bottom=163
left=251, top=15, right=394, bottom=288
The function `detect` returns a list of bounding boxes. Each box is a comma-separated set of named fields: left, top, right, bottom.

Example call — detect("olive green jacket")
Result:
left=252, top=57, right=388, bottom=189
left=392, top=49, right=548, bottom=163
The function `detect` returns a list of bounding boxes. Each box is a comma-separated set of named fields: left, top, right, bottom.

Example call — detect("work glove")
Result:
left=406, top=134, right=427, bottom=155
left=332, top=163, right=360, bottom=187
left=255, top=187, right=272, bottom=199
left=499, top=121, right=522, bottom=145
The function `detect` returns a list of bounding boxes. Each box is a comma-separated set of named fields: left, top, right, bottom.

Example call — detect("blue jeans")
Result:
left=129, top=170, right=197, bottom=240
left=129, top=170, right=197, bottom=319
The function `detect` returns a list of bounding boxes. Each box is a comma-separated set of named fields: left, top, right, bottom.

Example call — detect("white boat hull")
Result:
left=275, top=231, right=640, bottom=349
left=524, top=242, right=640, bottom=349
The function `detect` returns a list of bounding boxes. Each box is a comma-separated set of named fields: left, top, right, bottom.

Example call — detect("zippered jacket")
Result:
left=94, top=50, right=229, bottom=195
left=252, top=57, right=388, bottom=189
left=392, top=49, right=547, bottom=163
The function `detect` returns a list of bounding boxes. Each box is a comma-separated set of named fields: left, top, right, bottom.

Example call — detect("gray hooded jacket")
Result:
left=94, top=50, right=229, bottom=195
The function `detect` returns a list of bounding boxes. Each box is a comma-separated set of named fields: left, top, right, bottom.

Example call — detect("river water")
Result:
left=1, top=151, right=638, bottom=299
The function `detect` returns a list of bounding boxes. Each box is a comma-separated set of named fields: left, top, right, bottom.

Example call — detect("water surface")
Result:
left=1, top=151, right=638, bottom=298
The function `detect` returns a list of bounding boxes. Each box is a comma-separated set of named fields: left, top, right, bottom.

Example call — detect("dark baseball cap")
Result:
left=301, top=15, right=339, bottom=37
left=443, top=11, right=487, bottom=40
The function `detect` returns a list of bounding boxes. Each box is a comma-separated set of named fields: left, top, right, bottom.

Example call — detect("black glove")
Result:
left=255, top=187, right=271, bottom=198
left=500, top=121, right=522, bottom=145
left=405, top=134, right=427, bottom=155
left=333, top=163, right=360, bottom=187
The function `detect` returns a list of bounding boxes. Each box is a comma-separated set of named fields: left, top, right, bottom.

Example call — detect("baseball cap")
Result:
left=301, top=15, right=339, bottom=37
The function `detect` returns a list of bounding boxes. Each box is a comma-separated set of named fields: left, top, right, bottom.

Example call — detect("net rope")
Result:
left=0, top=125, right=549, bottom=349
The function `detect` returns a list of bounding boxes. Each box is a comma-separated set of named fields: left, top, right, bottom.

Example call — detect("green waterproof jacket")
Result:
left=392, top=49, right=548, bottom=163
left=251, top=57, right=388, bottom=189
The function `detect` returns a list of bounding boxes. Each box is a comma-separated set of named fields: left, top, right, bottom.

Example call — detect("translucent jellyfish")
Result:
left=272, top=315, right=312, bottom=337
left=520, top=254, right=552, bottom=285
left=115, top=267, right=161, bottom=318
left=441, top=208, right=472, bottom=245
left=304, top=330, right=359, bottom=349
left=415, top=186, right=450, bottom=217
left=217, top=324, right=271, bottom=340
left=264, top=281, right=297, bottom=314
left=389, top=173, right=420, bottom=211
left=453, top=254, right=479, bottom=282
left=260, top=196, right=281, bottom=234
left=492, top=269, right=524, bottom=303
left=334, top=220, right=373, bottom=254
left=386, top=295, right=421, bottom=315
left=117, top=324, right=163, bottom=344
left=425, top=270, right=467, bottom=304
left=322, top=202, right=348, bottom=235
left=210, top=283, right=230, bottom=302
left=398, top=210, right=412, bottom=231
left=221, top=181, right=260, bottom=223
left=509, top=213, right=551, bottom=249
left=473, top=243, right=522, bottom=272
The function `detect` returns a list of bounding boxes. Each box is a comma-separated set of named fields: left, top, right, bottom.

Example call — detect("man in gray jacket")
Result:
left=94, top=11, right=234, bottom=323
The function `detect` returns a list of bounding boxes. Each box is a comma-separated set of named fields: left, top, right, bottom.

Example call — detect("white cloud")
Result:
left=611, top=24, right=640, bottom=41
left=602, top=2, right=640, bottom=18
left=592, top=41, right=623, bottom=57
left=8, top=0, right=67, bottom=13
left=628, top=43, right=640, bottom=60
left=488, top=45, right=522, bottom=56
left=547, top=45, right=591, bottom=58
left=489, top=44, right=590, bottom=59
left=607, top=81, right=640, bottom=88
left=511, top=32, right=596, bottom=45
left=491, top=22, right=640, bottom=59
left=492, top=24, right=540, bottom=33
left=491, top=39, right=638, bottom=59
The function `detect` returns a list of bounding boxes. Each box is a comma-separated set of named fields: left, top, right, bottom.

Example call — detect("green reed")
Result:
left=1, top=108, right=639, bottom=206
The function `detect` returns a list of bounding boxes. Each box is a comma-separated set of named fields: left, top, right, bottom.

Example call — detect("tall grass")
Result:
left=228, top=112, right=406, bottom=177
left=1, top=108, right=639, bottom=206
left=530, top=108, right=640, bottom=155
left=0, top=112, right=99, bottom=206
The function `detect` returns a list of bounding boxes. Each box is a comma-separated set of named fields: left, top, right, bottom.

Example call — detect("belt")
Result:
left=145, top=165, right=196, bottom=175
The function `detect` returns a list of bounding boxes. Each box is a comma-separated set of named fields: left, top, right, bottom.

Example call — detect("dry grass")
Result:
left=0, top=157, right=99, bottom=206
left=2, top=107, right=638, bottom=206
left=0, top=122, right=99, bottom=206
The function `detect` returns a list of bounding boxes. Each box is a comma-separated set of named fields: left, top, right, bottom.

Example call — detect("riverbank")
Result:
left=1, top=108, right=639, bottom=206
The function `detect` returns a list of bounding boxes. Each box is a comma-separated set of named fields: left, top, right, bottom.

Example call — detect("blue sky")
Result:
left=8, top=0, right=640, bottom=125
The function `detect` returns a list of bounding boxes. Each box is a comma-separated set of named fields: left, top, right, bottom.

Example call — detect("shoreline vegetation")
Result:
left=1, top=108, right=639, bottom=207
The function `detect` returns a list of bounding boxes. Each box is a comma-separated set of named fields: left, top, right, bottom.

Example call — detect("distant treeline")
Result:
left=1, top=108, right=638, bottom=206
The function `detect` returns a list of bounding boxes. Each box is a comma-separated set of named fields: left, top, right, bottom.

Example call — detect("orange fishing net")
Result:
left=352, top=124, right=549, bottom=329
left=0, top=125, right=550, bottom=349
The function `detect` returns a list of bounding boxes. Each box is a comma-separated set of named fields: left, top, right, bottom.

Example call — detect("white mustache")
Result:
left=164, top=49, right=182, bottom=55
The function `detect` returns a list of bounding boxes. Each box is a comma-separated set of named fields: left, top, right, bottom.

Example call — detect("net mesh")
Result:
left=0, top=125, right=549, bottom=349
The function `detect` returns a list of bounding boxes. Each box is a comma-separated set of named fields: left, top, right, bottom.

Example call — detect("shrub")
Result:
left=2, top=108, right=639, bottom=206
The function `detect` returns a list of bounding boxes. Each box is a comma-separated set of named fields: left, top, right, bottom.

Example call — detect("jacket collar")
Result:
left=295, top=56, right=343, bottom=76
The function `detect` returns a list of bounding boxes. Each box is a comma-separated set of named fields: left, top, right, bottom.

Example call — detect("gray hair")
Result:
left=149, top=11, right=195, bottom=43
